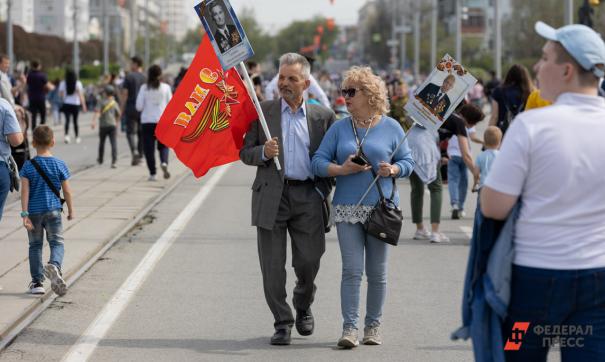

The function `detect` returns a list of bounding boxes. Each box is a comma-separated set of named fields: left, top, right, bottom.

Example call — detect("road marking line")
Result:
left=62, top=165, right=230, bottom=362
left=460, top=226, right=473, bottom=239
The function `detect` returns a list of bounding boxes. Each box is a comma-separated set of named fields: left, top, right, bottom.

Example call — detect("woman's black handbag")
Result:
left=365, top=169, right=403, bottom=246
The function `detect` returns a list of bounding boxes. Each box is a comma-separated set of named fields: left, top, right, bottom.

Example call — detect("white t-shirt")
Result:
left=135, top=83, right=172, bottom=124
left=485, top=92, right=605, bottom=270
left=58, top=80, right=84, bottom=105
left=447, top=126, right=475, bottom=157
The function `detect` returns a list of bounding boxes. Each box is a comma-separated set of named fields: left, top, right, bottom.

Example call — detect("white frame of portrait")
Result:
left=404, top=54, right=477, bottom=133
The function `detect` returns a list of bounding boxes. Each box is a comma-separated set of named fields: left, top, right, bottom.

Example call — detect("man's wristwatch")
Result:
left=20, top=211, right=29, bottom=218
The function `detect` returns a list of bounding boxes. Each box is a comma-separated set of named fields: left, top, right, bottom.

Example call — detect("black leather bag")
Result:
left=364, top=171, right=403, bottom=246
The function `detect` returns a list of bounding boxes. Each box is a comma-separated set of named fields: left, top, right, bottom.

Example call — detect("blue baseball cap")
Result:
left=535, top=21, right=605, bottom=78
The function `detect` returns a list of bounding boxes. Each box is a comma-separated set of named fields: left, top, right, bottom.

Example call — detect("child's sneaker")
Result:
left=111, top=163, right=117, bottom=169
left=28, top=281, right=45, bottom=295
left=76, top=137, right=82, bottom=144
left=43, top=264, right=67, bottom=296
left=64, top=135, right=71, bottom=144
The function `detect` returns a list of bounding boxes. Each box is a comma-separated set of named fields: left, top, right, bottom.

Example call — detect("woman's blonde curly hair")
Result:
left=342, top=66, right=390, bottom=115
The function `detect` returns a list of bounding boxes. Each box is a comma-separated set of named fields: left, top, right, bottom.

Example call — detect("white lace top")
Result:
left=333, top=204, right=375, bottom=224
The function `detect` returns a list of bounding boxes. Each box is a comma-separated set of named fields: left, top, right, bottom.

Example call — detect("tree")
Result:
left=238, top=7, right=274, bottom=62
left=273, top=16, right=339, bottom=62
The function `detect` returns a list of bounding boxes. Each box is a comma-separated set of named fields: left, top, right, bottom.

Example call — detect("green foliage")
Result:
left=238, top=7, right=274, bottom=62
left=273, top=16, right=339, bottom=61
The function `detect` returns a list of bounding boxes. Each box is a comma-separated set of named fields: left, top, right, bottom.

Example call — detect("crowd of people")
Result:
left=0, top=18, right=604, bottom=361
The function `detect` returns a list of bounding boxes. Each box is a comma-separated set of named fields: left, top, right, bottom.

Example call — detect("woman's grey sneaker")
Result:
left=337, top=327, right=359, bottom=348
left=28, top=281, right=45, bottom=295
left=363, top=325, right=382, bottom=345
left=161, top=162, right=170, bottom=179
left=43, top=264, right=67, bottom=296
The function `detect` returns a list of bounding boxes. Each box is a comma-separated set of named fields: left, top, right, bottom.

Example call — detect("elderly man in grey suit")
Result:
left=240, top=53, right=336, bottom=346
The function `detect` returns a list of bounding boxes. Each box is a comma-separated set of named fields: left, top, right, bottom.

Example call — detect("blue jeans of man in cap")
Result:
left=336, top=222, right=389, bottom=329
left=502, top=265, right=605, bottom=362
left=27, top=210, right=64, bottom=283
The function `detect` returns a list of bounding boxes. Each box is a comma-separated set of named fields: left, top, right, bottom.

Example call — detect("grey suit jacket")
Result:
left=240, top=99, right=336, bottom=230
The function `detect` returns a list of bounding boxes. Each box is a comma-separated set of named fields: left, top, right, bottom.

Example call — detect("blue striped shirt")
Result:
left=20, top=156, right=70, bottom=214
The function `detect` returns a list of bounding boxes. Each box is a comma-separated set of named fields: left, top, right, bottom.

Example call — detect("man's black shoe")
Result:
left=270, top=327, right=291, bottom=345
left=295, top=309, right=314, bottom=336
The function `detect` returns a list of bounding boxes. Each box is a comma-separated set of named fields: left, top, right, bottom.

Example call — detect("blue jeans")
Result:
left=0, top=161, right=9, bottom=222
left=27, top=210, right=64, bottom=283
left=336, top=222, right=389, bottom=329
left=503, top=265, right=605, bottom=362
left=448, top=155, right=468, bottom=210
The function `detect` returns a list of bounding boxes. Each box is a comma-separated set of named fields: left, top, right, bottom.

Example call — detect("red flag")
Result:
left=155, top=36, right=258, bottom=177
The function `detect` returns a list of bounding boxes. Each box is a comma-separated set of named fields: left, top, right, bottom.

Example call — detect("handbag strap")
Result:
left=369, top=166, right=396, bottom=201
left=30, top=158, right=63, bottom=202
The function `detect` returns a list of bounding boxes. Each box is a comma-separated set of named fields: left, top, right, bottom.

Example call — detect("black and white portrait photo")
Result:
left=204, top=0, right=242, bottom=53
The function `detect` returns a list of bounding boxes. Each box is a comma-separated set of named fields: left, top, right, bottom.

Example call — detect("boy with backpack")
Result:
left=20, top=125, right=73, bottom=295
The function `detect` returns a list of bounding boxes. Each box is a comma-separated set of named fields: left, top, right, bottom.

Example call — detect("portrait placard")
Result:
left=195, top=0, right=254, bottom=71
left=405, top=54, right=477, bottom=132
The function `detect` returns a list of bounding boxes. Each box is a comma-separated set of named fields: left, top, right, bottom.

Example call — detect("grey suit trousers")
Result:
left=257, top=182, right=326, bottom=329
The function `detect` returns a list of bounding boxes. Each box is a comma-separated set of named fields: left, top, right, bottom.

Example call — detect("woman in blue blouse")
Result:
left=312, top=66, right=414, bottom=348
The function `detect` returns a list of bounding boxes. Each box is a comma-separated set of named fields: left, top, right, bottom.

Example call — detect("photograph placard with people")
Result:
left=405, top=54, right=477, bottom=132
left=195, top=0, right=254, bottom=70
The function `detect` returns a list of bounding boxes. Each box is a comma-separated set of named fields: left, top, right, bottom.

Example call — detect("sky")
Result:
left=186, top=0, right=368, bottom=34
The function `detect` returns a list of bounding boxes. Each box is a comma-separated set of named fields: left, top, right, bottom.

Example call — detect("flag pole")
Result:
left=237, top=62, right=282, bottom=171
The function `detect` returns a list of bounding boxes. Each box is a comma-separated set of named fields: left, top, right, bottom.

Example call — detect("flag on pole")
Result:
left=155, top=36, right=258, bottom=177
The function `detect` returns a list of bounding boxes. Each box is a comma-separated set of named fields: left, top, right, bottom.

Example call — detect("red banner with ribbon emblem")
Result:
left=155, top=36, right=258, bottom=177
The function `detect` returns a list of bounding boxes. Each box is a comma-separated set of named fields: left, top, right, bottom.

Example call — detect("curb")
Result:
left=0, top=169, right=192, bottom=351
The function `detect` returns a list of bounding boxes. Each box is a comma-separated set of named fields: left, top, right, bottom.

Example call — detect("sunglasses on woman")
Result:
left=341, top=88, right=359, bottom=98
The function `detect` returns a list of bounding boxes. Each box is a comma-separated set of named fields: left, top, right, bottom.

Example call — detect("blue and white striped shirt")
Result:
left=20, top=156, right=70, bottom=214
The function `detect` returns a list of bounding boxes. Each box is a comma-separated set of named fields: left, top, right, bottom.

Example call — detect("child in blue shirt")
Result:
left=20, top=125, right=73, bottom=296
left=473, top=126, right=502, bottom=191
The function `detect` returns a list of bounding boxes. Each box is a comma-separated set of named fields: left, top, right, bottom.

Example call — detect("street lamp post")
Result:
left=431, top=0, right=437, bottom=67
left=103, top=0, right=109, bottom=75
left=7, top=0, right=13, bottom=74
left=73, top=0, right=80, bottom=75
left=413, top=0, right=420, bottom=78
left=455, top=0, right=462, bottom=62
left=130, top=0, right=136, bottom=57
left=565, top=0, right=574, bottom=24
left=145, top=0, right=150, bottom=67
left=494, top=0, right=502, bottom=79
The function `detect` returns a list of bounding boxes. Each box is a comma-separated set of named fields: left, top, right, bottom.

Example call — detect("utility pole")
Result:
left=565, top=0, right=574, bottom=24
left=455, top=0, right=462, bottom=62
left=494, top=0, right=502, bottom=79
left=73, top=0, right=80, bottom=75
left=7, top=0, right=13, bottom=74
left=103, top=0, right=109, bottom=75
left=145, top=0, right=150, bottom=67
left=130, top=0, right=136, bottom=57
left=413, top=0, right=420, bottom=78
left=431, top=0, right=438, bottom=67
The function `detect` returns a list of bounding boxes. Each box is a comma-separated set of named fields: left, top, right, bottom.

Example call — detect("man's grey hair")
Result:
left=279, top=53, right=311, bottom=80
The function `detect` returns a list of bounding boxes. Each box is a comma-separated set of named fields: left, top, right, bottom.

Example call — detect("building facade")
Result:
left=34, top=0, right=90, bottom=41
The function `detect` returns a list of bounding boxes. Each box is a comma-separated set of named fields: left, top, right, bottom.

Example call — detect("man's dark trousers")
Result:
left=257, top=181, right=325, bottom=329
